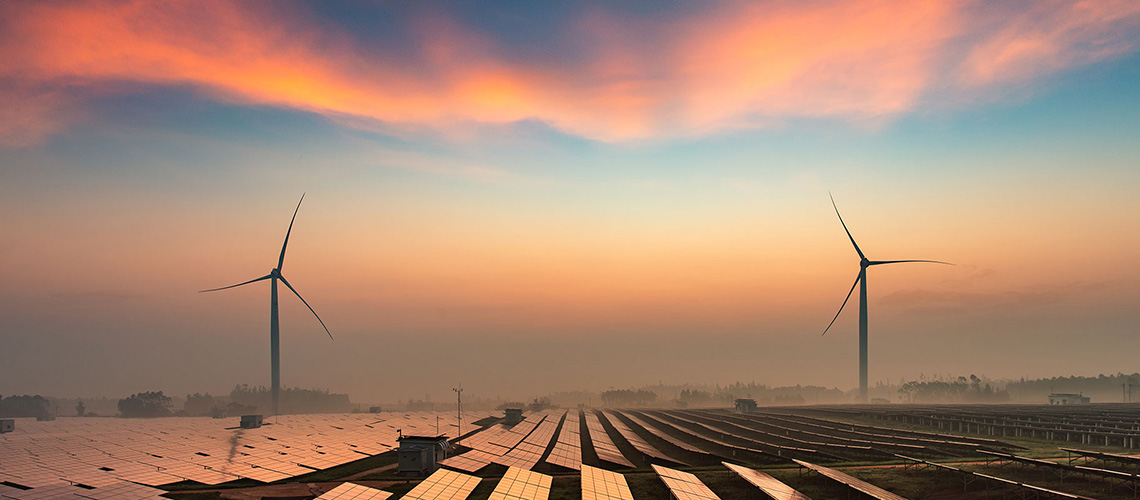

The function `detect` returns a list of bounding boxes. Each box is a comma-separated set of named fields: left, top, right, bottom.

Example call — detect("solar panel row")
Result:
left=652, top=464, right=722, bottom=500
left=723, top=462, right=812, bottom=500
left=314, top=482, right=393, bottom=500
left=545, top=411, right=582, bottom=470
left=402, top=468, right=481, bottom=500
left=598, top=412, right=678, bottom=464
left=493, top=411, right=562, bottom=470
left=614, top=412, right=708, bottom=455
left=583, top=412, right=634, bottom=468
left=488, top=466, right=552, bottom=500
left=581, top=464, right=634, bottom=500
left=793, top=459, right=908, bottom=500
left=0, top=411, right=492, bottom=495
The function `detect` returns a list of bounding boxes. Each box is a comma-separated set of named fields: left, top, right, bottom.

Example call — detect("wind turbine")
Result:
left=822, top=194, right=951, bottom=402
left=200, top=194, right=332, bottom=417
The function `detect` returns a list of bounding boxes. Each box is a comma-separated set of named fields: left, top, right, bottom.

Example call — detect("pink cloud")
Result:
left=0, top=0, right=1137, bottom=146
left=959, top=0, right=1140, bottom=86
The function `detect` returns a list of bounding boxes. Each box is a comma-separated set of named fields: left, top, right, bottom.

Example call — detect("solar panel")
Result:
left=488, top=466, right=552, bottom=500
left=314, top=482, right=393, bottom=500
left=402, top=468, right=481, bottom=500
left=793, top=460, right=907, bottom=500
left=583, top=413, right=633, bottom=468
left=723, top=462, right=811, bottom=500
left=652, top=464, right=721, bottom=500
left=545, top=411, right=582, bottom=470
left=581, top=464, right=634, bottom=500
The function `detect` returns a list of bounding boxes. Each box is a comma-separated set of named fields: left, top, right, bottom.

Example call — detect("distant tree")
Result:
left=118, top=391, right=173, bottom=418
left=76, top=400, right=86, bottom=417
left=184, top=393, right=216, bottom=416
left=225, top=401, right=257, bottom=415
left=0, top=395, right=50, bottom=418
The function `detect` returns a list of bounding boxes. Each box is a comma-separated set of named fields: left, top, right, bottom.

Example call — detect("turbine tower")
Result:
left=200, top=194, right=332, bottom=416
left=822, top=194, right=951, bottom=402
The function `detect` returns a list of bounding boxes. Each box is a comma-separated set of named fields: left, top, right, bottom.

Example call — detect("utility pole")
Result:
left=453, top=385, right=464, bottom=443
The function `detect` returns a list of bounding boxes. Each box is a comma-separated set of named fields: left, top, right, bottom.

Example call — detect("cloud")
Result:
left=881, top=280, right=1118, bottom=315
left=957, top=0, right=1140, bottom=86
left=1, top=0, right=1138, bottom=146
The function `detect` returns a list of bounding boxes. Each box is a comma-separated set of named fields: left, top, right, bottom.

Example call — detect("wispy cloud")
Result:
left=1, top=0, right=1137, bottom=146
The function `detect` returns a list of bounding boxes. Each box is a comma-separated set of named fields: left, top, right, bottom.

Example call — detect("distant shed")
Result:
left=240, top=415, right=264, bottom=428
left=1049, top=393, right=1090, bottom=405
left=734, top=398, right=758, bottom=414
left=504, top=408, right=524, bottom=425
left=0, top=419, right=13, bottom=433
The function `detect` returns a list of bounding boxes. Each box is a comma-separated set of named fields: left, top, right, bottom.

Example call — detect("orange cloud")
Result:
left=0, top=0, right=1138, bottom=146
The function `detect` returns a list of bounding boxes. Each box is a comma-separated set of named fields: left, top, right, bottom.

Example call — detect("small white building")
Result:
left=1049, top=393, right=1090, bottom=405
left=504, top=408, right=524, bottom=425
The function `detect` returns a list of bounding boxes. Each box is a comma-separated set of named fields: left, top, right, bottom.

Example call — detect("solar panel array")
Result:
left=599, top=412, right=677, bottom=464
left=488, top=466, right=552, bottom=500
left=314, top=482, right=393, bottom=500
left=493, top=410, right=563, bottom=470
left=402, top=468, right=482, bottom=500
left=544, top=411, right=582, bottom=470
left=440, top=412, right=543, bottom=472
left=723, top=462, right=812, bottom=500
left=0, top=411, right=491, bottom=496
left=652, top=464, right=722, bottom=500
left=581, top=464, right=634, bottom=500
left=583, top=412, right=634, bottom=468
left=614, top=412, right=707, bottom=454
left=0, top=479, right=168, bottom=500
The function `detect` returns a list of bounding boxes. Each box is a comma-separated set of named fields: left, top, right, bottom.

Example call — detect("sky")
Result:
left=1, top=0, right=1139, bottom=405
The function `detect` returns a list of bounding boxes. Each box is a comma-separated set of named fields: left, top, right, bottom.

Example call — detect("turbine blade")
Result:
left=277, top=194, right=305, bottom=271
left=829, top=193, right=865, bottom=260
left=822, top=273, right=861, bottom=336
left=278, top=275, right=333, bottom=340
left=868, top=259, right=954, bottom=266
left=199, top=274, right=271, bottom=293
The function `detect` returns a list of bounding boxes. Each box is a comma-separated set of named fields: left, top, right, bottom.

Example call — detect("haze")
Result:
left=1, top=1, right=1139, bottom=405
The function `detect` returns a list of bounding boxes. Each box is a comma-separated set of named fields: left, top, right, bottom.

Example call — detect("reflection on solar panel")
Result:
left=0, top=411, right=494, bottom=494
left=793, top=460, right=908, bottom=500
left=583, top=412, right=633, bottom=468
left=488, top=466, right=552, bottom=500
left=402, top=468, right=481, bottom=500
left=723, top=462, right=811, bottom=500
left=600, top=411, right=679, bottom=464
left=545, top=411, right=582, bottom=470
left=494, top=411, right=562, bottom=470
left=314, top=482, right=393, bottom=500
left=652, top=464, right=721, bottom=500
left=581, top=464, right=634, bottom=500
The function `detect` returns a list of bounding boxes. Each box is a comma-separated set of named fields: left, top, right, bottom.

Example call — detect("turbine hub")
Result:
left=860, top=257, right=870, bottom=268
left=270, top=268, right=280, bottom=278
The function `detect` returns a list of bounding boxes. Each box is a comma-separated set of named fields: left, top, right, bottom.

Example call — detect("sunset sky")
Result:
left=1, top=0, right=1139, bottom=404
